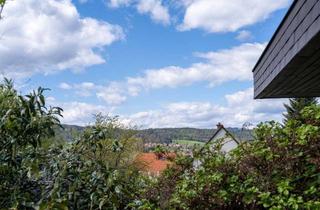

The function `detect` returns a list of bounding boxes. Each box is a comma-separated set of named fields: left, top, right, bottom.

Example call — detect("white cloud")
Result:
left=0, top=0, right=124, bottom=79
left=59, top=81, right=127, bottom=105
left=58, top=42, right=265, bottom=106
left=45, top=97, right=113, bottom=125
left=62, top=102, right=111, bottom=125
left=128, top=42, right=265, bottom=89
left=236, top=30, right=253, bottom=42
left=59, top=82, right=97, bottom=97
left=96, top=82, right=127, bottom=105
left=136, top=0, right=170, bottom=25
left=60, top=101, right=112, bottom=125
left=74, top=82, right=96, bottom=97
left=178, top=0, right=290, bottom=33
left=107, top=0, right=170, bottom=25
left=123, top=88, right=287, bottom=128
left=50, top=88, right=287, bottom=128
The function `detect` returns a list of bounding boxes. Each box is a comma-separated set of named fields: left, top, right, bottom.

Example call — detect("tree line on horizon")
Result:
left=54, top=125, right=254, bottom=144
left=55, top=98, right=318, bottom=145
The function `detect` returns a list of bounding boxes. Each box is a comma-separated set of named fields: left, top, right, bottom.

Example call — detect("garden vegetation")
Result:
left=0, top=79, right=320, bottom=210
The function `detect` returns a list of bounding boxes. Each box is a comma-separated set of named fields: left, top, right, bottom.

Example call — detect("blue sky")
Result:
left=0, top=0, right=292, bottom=128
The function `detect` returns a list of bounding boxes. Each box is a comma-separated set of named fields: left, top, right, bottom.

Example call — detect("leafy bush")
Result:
left=139, top=105, right=320, bottom=210
left=153, top=145, right=168, bottom=160
left=0, top=78, right=62, bottom=208
left=0, top=79, right=147, bottom=210
left=2, top=78, right=320, bottom=209
left=39, top=115, right=147, bottom=210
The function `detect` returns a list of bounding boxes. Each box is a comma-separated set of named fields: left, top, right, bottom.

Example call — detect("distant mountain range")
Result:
left=55, top=124, right=254, bottom=144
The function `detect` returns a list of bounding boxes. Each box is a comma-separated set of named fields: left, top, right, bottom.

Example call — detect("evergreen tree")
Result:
left=283, top=98, right=318, bottom=123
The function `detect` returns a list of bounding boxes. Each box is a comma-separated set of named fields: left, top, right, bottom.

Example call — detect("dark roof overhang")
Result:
left=253, top=0, right=320, bottom=99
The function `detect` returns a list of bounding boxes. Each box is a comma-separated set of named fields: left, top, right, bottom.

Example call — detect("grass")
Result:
left=172, top=139, right=205, bottom=146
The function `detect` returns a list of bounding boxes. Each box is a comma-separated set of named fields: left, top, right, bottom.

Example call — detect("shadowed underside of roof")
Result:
left=253, top=0, right=320, bottom=99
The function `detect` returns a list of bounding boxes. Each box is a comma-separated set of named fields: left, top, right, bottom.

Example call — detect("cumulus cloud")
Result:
left=0, top=0, right=124, bottom=79
left=52, top=88, right=287, bottom=128
left=136, top=0, right=170, bottom=24
left=51, top=100, right=112, bottom=125
left=45, top=97, right=112, bottom=125
left=123, top=88, right=287, bottom=128
left=96, top=82, right=127, bottom=105
left=107, top=0, right=170, bottom=25
left=127, top=42, right=265, bottom=89
left=58, top=81, right=127, bottom=105
left=178, top=0, right=290, bottom=33
left=45, top=88, right=287, bottom=127
left=61, top=102, right=113, bottom=125
left=60, top=42, right=265, bottom=106
left=70, top=82, right=96, bottom=97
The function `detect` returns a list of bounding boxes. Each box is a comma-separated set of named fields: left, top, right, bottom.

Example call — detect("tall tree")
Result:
left=283, top=98, right=318, bottom=123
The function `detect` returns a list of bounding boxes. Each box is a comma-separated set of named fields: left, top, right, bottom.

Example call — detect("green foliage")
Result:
left=0, top=79, right=146, bottom=210
left=153, top=145, right=168, bottom=159
left=0, top=78, right=63, bottom=208
left=138, top=155, right=194, bottom=209
left=2, top=77, right=320, bottom=209
left=38, top=115, right=147, bottom=210
left=138, top=105, right=320, bottom=209
left=283, top=98, right=318, bottom=124
left=172, top=139, right=205, bottom=146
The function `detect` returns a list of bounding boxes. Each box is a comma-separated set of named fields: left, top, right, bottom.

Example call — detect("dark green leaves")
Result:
left=0, top=78, right=63, bottom=209
left=143, top=105, right=320, bottom=209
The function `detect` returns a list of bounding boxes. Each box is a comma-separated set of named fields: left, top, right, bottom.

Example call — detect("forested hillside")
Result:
left=56, top=125, right=253, bottom=143
left=135, top=127, right=253, bottom=143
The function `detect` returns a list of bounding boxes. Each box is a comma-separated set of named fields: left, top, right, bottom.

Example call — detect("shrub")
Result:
left=140, top=105, right=320, bottom=210
left=2, top=77, right=320, bottom=209
left=0, top=79, right=147, bottom=210
left=39, top=115, right=147, bottom=210
left=0, top=78, right=62, bottom=209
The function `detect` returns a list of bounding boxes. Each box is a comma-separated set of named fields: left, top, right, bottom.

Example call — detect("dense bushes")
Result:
left=0, top=79, right=146, bottom=209
left=140, top=105, right=320, bottom=209
left=0, top=79, right=63, bottom=209
left=38, top=115, right=147, bottom=210
left=1, top=78, right=320, bottom=209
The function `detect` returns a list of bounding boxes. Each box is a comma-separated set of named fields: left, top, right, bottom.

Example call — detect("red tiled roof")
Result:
left=134, top=152, right=175, bottom=175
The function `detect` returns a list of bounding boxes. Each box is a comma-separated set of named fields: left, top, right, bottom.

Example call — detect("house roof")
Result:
left=134, top=152, right=175, bottom=175
left=252, top=0, right=320, bottom=98
left=206, top=123, right=239, bottom=144
left=198, top=123, right=239, bottom=153
left=252, top=1, right=298, bottom=74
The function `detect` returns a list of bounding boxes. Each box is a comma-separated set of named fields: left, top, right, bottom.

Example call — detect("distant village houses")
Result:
left=138, top=123, right=241, bottom=175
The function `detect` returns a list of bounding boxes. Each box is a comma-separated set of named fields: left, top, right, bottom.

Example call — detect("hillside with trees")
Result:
left=56, top=126, right=253, bottom=144
left=1, top=79, right=320, bottom=209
